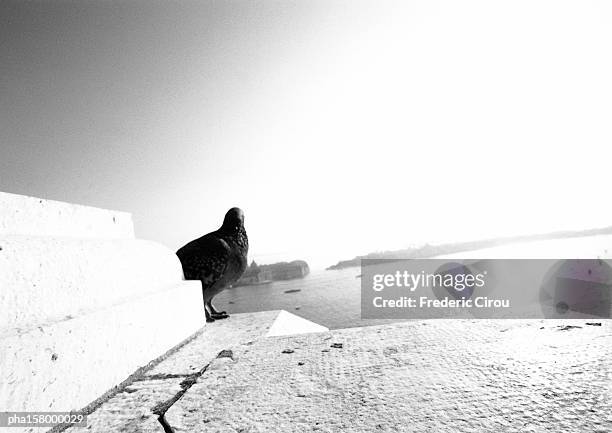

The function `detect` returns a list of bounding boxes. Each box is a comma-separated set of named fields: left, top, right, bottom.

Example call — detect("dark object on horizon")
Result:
left=176, top=207, right=249, bottom=323
left=236, top=260, right=309, bottom=286
left=556, top=325, right=582, bottom=331
left=326, top=225, right=612, bottom=270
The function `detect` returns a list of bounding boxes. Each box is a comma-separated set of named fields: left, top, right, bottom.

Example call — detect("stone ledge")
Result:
left=0, top=192, right=133, bottom=239
left=0, top=236, right=185, bottom=334
left=0, top=281, right=203, bottom=422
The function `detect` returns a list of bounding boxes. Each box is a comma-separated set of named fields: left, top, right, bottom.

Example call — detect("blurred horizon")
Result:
left=2, top=0, right=612, bottom=270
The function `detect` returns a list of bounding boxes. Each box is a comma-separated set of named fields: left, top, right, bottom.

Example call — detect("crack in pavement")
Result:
left=153, top=349, right=236, bottom=433
left=47, top=329, right=205, bottom=433
left=151, top=364, right=209, bottom=432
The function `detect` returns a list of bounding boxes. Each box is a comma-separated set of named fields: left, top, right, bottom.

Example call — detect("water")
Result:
left=214, top=267, right=400, bottom=330
left=214, top=235, right=612, bottom=329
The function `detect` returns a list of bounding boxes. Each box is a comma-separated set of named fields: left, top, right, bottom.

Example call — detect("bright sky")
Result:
left=2, top=1, right=612, bottom=269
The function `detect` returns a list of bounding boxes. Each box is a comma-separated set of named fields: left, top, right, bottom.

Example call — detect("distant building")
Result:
left=235, top=260, right=310, bottom=287
left=264, top=260, right=310, bottom=280
left=236, top=261, right=273, bottom=286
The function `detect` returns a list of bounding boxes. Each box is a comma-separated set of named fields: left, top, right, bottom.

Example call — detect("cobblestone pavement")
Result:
left=165, top=319, right=612, bottom=433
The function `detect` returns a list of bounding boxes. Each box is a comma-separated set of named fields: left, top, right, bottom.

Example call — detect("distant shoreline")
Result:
left=326, top=226, right=612, bottom=270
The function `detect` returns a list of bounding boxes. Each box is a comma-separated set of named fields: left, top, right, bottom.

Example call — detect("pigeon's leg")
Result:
left=202, top=289, right=215, bottom=323
left=207, top=299, right=229, bottom=319
left=204, top=303, right=215, bottom=323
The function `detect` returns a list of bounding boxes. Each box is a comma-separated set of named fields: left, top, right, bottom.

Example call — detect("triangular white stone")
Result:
left=266, top=310, right=328, bottom=337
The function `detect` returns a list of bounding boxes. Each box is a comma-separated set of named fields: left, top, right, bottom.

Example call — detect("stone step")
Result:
left=0, top=236, right=185, bottom=334
left=0, top=191, right=134, bottom=239
left=0, top=193, right=209, bottom=433
left=0, top=280, right=203, bottom=425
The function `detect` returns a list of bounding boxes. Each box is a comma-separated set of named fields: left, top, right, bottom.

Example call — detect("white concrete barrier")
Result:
left=0, top=192, right=205, bottom=420
left=0, top=192, right=134, bottom=239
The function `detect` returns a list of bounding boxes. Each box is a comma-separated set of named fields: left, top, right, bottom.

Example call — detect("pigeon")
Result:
left=176, top=208, right=248, bottom=322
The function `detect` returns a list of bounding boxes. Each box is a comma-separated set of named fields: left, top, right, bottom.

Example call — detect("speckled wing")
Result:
left=176, top=233, right=231, bottom=291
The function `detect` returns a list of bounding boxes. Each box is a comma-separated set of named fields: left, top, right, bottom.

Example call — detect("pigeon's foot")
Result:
left=211, top=312, right=229, bottom=320
left=206, top=316, right=216, bottom=323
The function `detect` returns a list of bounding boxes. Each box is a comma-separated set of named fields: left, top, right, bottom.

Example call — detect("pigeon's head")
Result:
left=221, top=207, right=245, bottom=232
